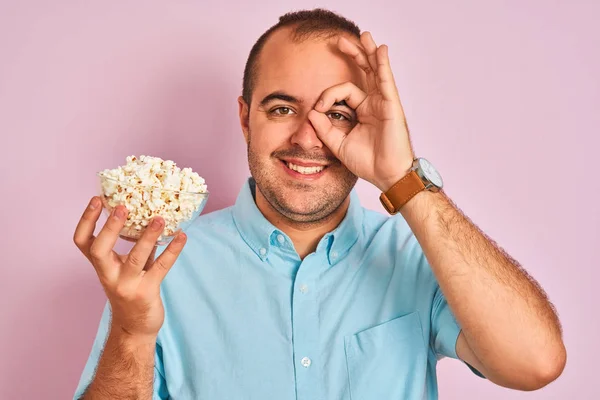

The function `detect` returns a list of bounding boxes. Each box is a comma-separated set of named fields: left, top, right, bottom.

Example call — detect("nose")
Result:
left=290, top=116, right=324, bottom=151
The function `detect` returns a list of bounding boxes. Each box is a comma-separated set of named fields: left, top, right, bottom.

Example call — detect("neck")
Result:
left=255, top=188, right=350, bottom=259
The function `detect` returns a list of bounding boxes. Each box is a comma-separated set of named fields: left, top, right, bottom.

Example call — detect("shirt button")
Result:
left=301, top=357, right=311, bottom=368
left=277, top=234, right=285, bottom=244
left=259, top=248, right=267, bottom=256
left=331, top=251, right=338, bottom=259
left=299, top=284, right=309, bottom=294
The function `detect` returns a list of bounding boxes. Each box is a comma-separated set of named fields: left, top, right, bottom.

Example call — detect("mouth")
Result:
left=279, top=159, right=329, bottom=180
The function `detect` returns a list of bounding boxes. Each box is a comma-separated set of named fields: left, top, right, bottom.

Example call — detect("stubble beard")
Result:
left=246, top=131, right=358, bottom=225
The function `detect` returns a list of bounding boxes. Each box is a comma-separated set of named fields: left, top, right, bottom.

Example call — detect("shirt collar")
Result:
left=232, top=177, right=363, bottom=264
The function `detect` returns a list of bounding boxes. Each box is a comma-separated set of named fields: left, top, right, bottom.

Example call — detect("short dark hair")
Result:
left=242, top=8, right=361, bottom=107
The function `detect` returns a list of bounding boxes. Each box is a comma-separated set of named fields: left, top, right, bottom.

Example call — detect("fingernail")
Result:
left=89, top=198, right=100, bottom=210
left=151, top=217, right=163, bottom=231
left=114, top=207, right=126, bottom=220
left=318, top=100, right=324, bottom=109
left=176, top=233, right=186, bottom=242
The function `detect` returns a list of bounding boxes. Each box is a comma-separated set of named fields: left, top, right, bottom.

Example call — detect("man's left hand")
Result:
left=308, top=32, right=415, bottom=192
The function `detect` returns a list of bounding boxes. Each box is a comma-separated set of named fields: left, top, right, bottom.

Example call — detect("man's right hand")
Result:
left=73, top=196, right=187, bottom=341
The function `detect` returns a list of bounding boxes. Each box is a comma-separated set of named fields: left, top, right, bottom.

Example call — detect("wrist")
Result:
left=108, top=324, right=157, bottom=353
left=376, top=159, right=415, bottom=192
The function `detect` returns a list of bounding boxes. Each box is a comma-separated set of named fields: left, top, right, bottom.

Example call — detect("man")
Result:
left=73, top=8, right=566, bottom=400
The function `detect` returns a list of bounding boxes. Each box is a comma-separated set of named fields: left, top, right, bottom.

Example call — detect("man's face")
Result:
left=238, top=28, right=366, bottom=223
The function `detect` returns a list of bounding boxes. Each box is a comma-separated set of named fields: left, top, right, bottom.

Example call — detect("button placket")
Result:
left=291, top=256, right=322, bottom=399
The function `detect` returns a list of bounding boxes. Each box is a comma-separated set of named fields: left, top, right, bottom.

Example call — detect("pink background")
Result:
left=1, top=1, right=598, bottom=398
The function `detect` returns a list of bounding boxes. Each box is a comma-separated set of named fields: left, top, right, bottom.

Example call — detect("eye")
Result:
left=328, top=112, right=350, bottom=121
left=270, top=107, right=296, bottom=116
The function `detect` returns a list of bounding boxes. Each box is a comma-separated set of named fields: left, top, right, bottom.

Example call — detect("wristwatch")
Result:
left=379, top=157, right=443, bottom=214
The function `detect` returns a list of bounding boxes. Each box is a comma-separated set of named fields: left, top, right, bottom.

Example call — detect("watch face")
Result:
left=419, top=158, right=443, bottom=188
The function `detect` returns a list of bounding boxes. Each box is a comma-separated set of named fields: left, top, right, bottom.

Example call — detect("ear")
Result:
left=238, top=96, right=250, bottom=144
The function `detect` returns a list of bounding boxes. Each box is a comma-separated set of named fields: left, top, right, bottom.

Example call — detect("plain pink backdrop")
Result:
left=1, top=1, right=598, bottom=399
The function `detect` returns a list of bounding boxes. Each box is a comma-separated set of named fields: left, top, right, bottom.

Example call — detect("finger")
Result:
left=121, top=216, right=164, bottom=279
left=90, top=205, right=128, bottom=271
left=308, top=109, right=347, bottom=159
left=376, top=45, right=400, bottom=101
left=314, top=81, right=367, bottom=113
left=338, top=36, right=377, bottom=91
left=73, top=197, right=103, bottom=258
left=146, top=246, right=158, bottom=270
left=360, top=32, right=379, bottom=84
left=145, top=232, right=187, bottom=286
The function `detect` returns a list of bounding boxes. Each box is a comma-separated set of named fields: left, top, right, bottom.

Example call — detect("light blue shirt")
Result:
left=74, top=178, right=482, bottom=400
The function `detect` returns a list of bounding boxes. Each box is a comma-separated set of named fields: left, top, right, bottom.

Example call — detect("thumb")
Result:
left=308, top=110, right=346, bottom=159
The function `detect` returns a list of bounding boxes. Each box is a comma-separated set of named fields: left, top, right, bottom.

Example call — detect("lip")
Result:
left=279, top=159, right=328, bottom=180
left=279, top=158, right=329, bottom=168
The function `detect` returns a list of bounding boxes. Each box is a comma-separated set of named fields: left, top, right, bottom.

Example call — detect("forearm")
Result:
left=401, top=189, right=565, bottom=380
left=82, top=327, right=156, bottom=400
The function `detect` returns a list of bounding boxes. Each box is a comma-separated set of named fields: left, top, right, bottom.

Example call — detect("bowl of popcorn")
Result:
left=97, top=155, right=209, bottom=245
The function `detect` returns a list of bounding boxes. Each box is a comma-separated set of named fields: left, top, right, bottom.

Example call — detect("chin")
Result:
left=277, top=190, right=326, bottom=213
left=271, top=185, right=349, bottom=223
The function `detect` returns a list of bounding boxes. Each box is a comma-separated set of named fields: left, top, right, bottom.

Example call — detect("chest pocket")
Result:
left=344, top=311, right=428, bottom=400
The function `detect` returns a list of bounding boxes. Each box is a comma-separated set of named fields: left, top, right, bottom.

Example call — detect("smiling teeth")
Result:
left=286, top=162, right=325, bottom=174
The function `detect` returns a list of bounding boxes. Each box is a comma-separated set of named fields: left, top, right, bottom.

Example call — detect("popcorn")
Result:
left=98, top=155, right=208, bottom=242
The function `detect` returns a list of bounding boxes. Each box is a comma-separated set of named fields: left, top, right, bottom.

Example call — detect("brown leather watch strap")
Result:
left=379, top=170, right=425, bottom=214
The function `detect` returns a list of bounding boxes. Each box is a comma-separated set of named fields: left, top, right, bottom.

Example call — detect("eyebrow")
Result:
left=259, top=91, right=303, bottom=107
left=259, top=91, right=354, bottom=111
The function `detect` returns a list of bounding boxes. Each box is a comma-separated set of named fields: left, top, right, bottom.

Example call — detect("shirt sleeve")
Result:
left=430, top=284, right=486, bottom=378
left=72, top=301, right=169, bottom=399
